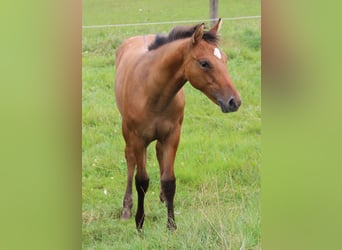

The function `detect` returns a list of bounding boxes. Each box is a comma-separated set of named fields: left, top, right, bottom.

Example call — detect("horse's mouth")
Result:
left=219, top=103, right=231, bottom=113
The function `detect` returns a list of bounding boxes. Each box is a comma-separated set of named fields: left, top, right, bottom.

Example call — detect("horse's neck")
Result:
left=146, top=40, right=189, bottom=110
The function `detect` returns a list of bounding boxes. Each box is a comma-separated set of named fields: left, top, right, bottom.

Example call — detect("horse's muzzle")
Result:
left=218, top=96, right=241, bottom=113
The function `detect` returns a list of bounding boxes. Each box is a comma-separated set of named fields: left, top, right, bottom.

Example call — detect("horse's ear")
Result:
left=210, top=18, right=222, bottom=34
left=192, top=23, right=205, bottom=44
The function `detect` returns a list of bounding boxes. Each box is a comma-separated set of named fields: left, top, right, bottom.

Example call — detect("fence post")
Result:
left=209, top=0, right=218, bottom=27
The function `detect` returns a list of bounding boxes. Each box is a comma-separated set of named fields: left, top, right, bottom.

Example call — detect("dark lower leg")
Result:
left=135, top=176, right=149, bottom=230
left=161, top=179, right=177, bottom=230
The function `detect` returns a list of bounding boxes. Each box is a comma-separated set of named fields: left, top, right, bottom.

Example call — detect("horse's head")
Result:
left=184, top=19, right=241, bottom=113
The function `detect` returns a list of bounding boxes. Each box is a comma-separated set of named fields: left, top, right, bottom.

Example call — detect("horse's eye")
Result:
left=198, top=60, right=211, bottom=69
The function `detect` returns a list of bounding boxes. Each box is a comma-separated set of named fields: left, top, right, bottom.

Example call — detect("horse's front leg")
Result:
left=156, top=127, right=181, bottom=230
left=133, top=139, right=149, bottom=230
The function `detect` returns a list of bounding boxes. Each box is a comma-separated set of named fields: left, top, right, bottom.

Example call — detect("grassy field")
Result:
left=82, top=0, right=260, bottom=249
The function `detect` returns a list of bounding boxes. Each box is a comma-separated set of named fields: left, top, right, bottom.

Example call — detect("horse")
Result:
left=114, top=18, right=241, bottom=230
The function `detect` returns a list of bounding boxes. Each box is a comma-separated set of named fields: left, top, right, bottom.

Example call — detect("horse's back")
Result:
left=115, top=35, right=155, bottom=114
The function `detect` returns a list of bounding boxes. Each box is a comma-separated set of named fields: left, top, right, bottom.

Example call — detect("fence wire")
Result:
left=82, top=16, right=261, bottom=29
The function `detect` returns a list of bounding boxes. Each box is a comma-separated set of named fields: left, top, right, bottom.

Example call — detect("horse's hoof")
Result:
left=135, top=212, right=145, bottom=230
left=159, top=191, right=165, bottom=203
left=167, top=221, right=177, bottom=231
left=121, top=208, right=131, bottom=220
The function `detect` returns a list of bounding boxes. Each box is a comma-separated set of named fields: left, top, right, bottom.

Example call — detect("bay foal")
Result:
left=114, top=19, right=241, bottom=230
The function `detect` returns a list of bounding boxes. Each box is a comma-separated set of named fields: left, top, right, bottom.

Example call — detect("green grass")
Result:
left=83, top=1, right=260, bottom=249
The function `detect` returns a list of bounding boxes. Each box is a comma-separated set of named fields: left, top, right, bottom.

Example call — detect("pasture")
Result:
left=82, top=0, right=260, bottom=249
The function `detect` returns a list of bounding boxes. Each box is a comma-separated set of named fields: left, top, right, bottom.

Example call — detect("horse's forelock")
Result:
left=202, top=30, right=219, bottom=45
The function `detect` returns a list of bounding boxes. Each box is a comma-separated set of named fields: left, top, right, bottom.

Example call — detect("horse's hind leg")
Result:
left=121, top=146, right=135, bottom=220
left=156, top=141, right=165, bottom=203
left=121, top=139, right=149, bottom=230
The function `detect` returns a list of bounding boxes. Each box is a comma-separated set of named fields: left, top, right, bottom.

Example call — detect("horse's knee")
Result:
left=161, top=179, right=176, bottom=201
left=135, top=176, right=149, bottom=195
left=160, top=178, right=176, bottom=203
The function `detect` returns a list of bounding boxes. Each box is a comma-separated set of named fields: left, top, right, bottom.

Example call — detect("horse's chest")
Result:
left=134, top=117, right=178, bottom=142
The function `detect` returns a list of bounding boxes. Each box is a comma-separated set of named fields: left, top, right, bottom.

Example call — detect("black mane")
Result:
left=148, top=24, right=219, bottom=50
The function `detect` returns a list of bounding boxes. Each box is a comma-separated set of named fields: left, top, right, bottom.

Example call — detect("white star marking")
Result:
left=214, top=47, right=222, bottom=59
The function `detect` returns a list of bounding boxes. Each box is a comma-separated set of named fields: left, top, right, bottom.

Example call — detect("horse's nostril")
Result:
left=218, top=96, right=241, bottom=113
left=228, top=97, right=238, bottom=110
